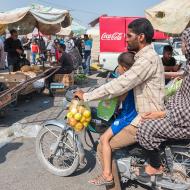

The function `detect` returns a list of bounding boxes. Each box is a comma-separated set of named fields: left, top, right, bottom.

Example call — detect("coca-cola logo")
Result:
left=101, top=32, right=124, bottom=41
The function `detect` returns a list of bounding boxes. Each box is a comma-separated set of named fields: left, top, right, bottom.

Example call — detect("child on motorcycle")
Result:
left=89, top=52, right=137, bottom=186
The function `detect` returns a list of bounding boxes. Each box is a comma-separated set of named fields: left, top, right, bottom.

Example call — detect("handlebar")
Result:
left=65, top=85, right=78, bottom=102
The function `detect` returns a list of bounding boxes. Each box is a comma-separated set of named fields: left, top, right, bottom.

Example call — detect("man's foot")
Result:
left=144, top=165, right=163, bottom=175
left=135, top=165, right=163, bottom=176
left=88, top=175, right=114, bottom=186
left=135, top=165, right=163, bottom=183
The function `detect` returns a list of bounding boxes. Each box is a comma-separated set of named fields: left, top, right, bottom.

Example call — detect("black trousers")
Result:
left=146, top=149, right=162, bottom=169
left=7, top=57, right=21, bottom=72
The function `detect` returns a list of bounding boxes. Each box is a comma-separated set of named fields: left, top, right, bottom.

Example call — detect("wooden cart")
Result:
left=0, top=67, right=60, bottom=110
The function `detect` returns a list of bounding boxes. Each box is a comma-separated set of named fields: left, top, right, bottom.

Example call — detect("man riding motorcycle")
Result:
left=75, top=18, right=165, bottom=190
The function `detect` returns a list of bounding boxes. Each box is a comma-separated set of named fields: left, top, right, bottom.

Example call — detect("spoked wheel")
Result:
left=36, top=125, right=79, bottom=176
left=172, top=152, right=190, bottom=182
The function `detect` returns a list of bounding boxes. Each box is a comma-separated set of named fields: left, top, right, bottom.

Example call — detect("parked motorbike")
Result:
left=36, top=83, right=190, bottom=190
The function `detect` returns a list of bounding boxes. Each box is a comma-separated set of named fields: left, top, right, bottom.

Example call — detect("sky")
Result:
left=1, top=0, right=161, bottom=26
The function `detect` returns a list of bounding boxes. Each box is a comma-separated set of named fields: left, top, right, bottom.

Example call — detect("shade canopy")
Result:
left=56, top=26, right=71, bottom=36
left=145, top=0, right=190, bottom=34
left=72, top=21, right=86, bottom=35
left=0, top=4, right=71, bottom=35
left=57, top=21, right=86, bottom=36
left=86, top=26, right=99, bottom=36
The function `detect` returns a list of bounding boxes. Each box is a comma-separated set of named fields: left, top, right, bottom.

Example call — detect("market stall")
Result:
left=0, top=4, right=73, bottom=110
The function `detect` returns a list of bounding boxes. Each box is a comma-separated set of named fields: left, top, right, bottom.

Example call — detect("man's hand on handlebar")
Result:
left=74, top=90, right=85, bottom=100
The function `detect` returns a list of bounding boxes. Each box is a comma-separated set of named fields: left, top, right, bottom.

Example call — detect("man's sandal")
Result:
left=88, top=175, right=114, bottom=186
left=137, top=167, right=163, bottom=183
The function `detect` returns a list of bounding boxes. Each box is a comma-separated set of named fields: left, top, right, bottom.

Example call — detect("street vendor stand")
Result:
left=0, top=67, right=60, bottom=110
left=0, top=4, right=72, bottom=110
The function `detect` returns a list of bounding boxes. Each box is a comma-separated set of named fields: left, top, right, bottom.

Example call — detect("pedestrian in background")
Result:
left=0, top=35, right=6, bottom=70
left=31, top=39, right=39, bottom=64
left=21, top=35, right=31, bottom=62
left=54, top=39, right=62, bottom=63
left=4, top=29, right=23, bottom=72
left=74, top=35, right=83, bottom=58
left=64, top=36, right=75, bottom=53
left=83, top=34, right=92, bottom=75
left=65, top=36, right=82, bottom=70
left=46, top=36, right=54, bottom=63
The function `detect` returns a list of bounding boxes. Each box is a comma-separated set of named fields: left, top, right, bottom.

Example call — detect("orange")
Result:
left=74, top=122, right=84, bottom=131
left=69, top=118, right=77, bottom=127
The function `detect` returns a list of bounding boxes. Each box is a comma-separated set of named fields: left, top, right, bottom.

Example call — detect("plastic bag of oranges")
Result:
left=66, top=99, right=91, bottom=132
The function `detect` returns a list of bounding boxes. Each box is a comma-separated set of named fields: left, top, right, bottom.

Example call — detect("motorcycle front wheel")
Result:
left=36, top=125, right=79, bottom=176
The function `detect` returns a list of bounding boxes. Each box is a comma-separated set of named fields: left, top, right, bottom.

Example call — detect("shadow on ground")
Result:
left=70, top=149, right=97, bottom=177
left=0, top=142, right=23, bottom=164
left=0, top=92, right=57, bottom=127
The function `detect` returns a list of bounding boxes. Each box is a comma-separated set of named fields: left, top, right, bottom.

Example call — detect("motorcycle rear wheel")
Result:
left=36, top=125, right=79, bottom=176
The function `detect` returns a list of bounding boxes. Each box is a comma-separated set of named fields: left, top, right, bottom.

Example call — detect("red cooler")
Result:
left=100, top=17, right=126, bottom=53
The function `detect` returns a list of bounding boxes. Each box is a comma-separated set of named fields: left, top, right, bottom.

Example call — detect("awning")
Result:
left=0, top=4, right=71, bottom=35
left=57, top=21, right=86, bottom=36
left=145, top=0, right=190, bottom=34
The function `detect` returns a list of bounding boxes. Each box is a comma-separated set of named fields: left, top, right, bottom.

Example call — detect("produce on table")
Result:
left=67, top=99, right=91, bottom=132
left=31, top=65, right=41, bottom=72
left=21, top=65, right=41, bottom=73
left=74, top=74, right=87, bottom=84
left=21, top=65, right=31, bottom=72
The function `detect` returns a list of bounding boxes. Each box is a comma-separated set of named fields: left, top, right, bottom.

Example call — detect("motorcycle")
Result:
left=36, top=84, right=190, bottom=190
